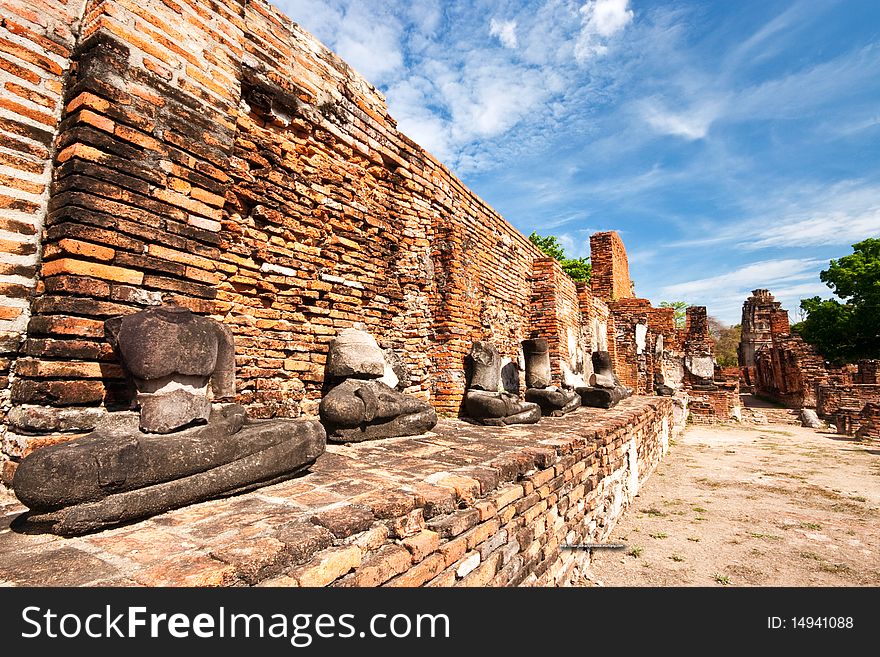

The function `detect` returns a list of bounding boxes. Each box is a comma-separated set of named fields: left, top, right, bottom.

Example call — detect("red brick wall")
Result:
left=589, top=231, right=633, bottom=302
left=769, top=308, right=790, bottom=335
left=754, top=332, right=837, bottom=408
left=855, top=360, right=880, bottom=384
left=817, top=384, right=880, bottom=418
left=0, top=0, right=86, bottom=456
left=7, top=0, right=246, bottom=455
left=530, top=258, right=589, bottom=387
left=3, top=0, right=618, bottom=446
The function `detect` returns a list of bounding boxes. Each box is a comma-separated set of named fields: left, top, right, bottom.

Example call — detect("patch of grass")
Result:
left=670, top=554, right=685, bottom=562
left=643, top=507, right=665, bottom=517
left=820, top=562, right=853, bottom=574
left=686, top=537, right=700, bottom=542
left=748, top=532, right=782, bottom=541
left=713, top=573, right=731, bottom=585
left=694, top=478, right=726, bottom=489
left=649, top=532, right=668, bottom=539
left=800, top=522, right=822, bottom=531
left=851, top=495, right=867, bottom=502
left=692, top=506, right=707, bottom=513
left=627, top=546, right=643, bottom=558
left=799, top=551, right=822, bottom=561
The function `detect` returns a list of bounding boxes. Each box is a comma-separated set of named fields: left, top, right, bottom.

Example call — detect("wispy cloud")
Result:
left=664, top=180, right=880, bottom=250
left=640, top=97, right=724, bottom=140
left=279, top=0, right=637, bottom=173
left=660, top=258, right=825, bottom=298
left=489, top=18, right=518, bottom=49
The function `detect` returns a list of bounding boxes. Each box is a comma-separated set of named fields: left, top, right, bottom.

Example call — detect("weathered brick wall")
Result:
left=530, top=257, right=590, bottom=387
left=589, top=231, right=633, bottom=302
left=856, top=403, right=880, bottom=439
left=0, top=396, right=683, bottom=587
left=2, top=0, right=630, bottom=470
left=754, top=333, right=833, bottom=408
left=4, top=0, right=247, bottom=462
left=817, top=383, right=880, bottom=419
left=0, top=0, right=87, bottom=480
left=687, top=368, right=740, bottom=424
left=855, top=360, right=880, bottom=384
left=427, top=177, right=541, bottom=414
left=606, top=298, right=676, bottom=395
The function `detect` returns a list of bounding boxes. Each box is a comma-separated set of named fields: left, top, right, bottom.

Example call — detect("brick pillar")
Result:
left=589, top=231, right=633, bottom=302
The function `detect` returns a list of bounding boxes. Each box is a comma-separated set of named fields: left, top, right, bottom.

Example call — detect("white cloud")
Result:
left=746, top=212, right=880, bottom=250
left=660, top=258, right=824, bottom=298
left=277, top=0, right=405, bottom=85
left=661, top=180, right=880, bottom=252
left=575, top=0, right=634, bottom=61
left=555, top=232, right=592, bottom=260
left=640, top=98, right=724, bottom=140
left=490, top=18, right=518, bottom=49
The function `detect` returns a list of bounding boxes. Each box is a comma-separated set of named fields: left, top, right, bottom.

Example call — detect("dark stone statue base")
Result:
left=524, top=387, right=581, bottom=416
left=463, top=390, right=541, bottom=426
left=13, top=405, right=326, bottom=535
left=576, top=385, right=632, bottom=409
left=320, top=379, right=437, bottom=442
left=655, top=384, right=675, bottom=396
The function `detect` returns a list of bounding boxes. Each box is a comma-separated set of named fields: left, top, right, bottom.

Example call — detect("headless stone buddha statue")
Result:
left=319, top=328, right=437, bottom=442
left=576, top=350, right=632, bottom=409
left=521, top=339, right=581, bottom=416
left=12, top=305, right=325, bottom=535
left=463, top=341, right=541, bottom=425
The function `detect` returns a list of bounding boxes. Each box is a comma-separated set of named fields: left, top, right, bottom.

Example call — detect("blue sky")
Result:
left=275, top=0, right=880, bottom=325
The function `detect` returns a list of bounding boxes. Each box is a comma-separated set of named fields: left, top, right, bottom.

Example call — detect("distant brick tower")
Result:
left=589, top=231, right=634, bottom=302
left=738, top=289, right=789, bottom=367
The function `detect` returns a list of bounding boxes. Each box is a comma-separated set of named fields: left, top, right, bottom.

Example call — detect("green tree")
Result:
left=528, top=231, right=591, bottom=282
left=708, top=316, right=741, bottom=367
left=660, top=301, right=688, bottom=329
left=794, top=238, right=880, bottom=363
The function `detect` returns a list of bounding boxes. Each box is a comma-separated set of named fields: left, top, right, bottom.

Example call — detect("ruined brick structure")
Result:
left=589, top=231, right=633, bottom=302
left=0, top=0, right=735, bottom=475
left=680, top=306, right=741, bottom=423
left=817, top=359, right=880, bottom=437
left=739, top=290, right=880, bottom=437
left=742, top=289, right=851, bottom=409
left=0, top=0, right=742, bottom=586
left=738, top=289, right=787, bottom=389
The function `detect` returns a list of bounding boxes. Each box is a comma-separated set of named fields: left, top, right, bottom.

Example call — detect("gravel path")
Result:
left=581, top=420, right=880, bottom=586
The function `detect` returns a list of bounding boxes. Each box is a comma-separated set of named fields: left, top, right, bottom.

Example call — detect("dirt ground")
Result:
left=581, top=416, right=880, bottom=587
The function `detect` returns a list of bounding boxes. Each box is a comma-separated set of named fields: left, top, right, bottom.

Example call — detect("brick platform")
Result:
left=0, top=396, right=677, bottom=587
